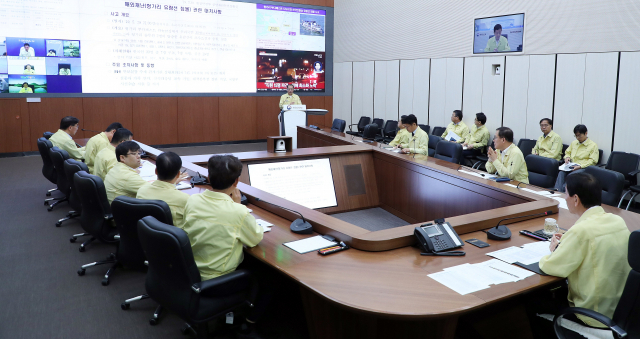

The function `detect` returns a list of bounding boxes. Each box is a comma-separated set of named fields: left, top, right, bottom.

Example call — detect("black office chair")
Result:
left=379, top=120, right=398, bottom=143
left=56, top=159, right=88, bottom=227
left=330, top=119, right=346, bottom=133
left=48, top=147, right=70, bottom=211
left=598, top=152, right=640, bottom=208
left=434, top=142, right=463, bottom=164
left=137, top=216, right=258, bottom=335
left=560, top=144, right=570, bottom=164
left=553, top=230, right=640, bottom=339
left=71, top=171, right=118, bottom=253
left=418, top=124, right=431, bottom=135
left=517, top=138, right=537, bottom=159
left=473, top=140, right=495, bottom=170
left=583, top=166, right=625, bottom=207
left=525, top=155, right=560, bottom=189
left=361, top=123, right=379, bottom=143
left=37, top=137, right=60, bottom=200
left=346, top=116, right=371, bottom=137
left=431, top=126, right=447, bottom=137
left=428, top=135, right=440, bottom=157
left=43, top=131, right=54, bottom=139
left=372, top=118, right=384, bottom=138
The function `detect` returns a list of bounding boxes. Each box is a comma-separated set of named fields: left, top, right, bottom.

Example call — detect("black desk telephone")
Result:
left=414, top=219, right=465, bottom=256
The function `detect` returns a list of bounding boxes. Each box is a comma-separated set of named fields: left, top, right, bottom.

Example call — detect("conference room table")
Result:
left=77, top=129, right=640, bottom=339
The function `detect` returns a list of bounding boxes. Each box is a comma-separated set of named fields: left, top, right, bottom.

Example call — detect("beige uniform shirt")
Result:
left=464, top=125, right=491, bottom=150
left=388, top=128, right=411, bottom=147
left=84, top=132, right=110, bottom=174
left=441, top=121, right=470, bottom=143
left=137, top=180, right=190, bottom=228
left=49, top=129, right=85, bottom=160
left=93, top=144, right=117, bottom=181
left=564, top=138, right=599, bottom=168
left=539, top=206, right=631, bottom=327
left=182, top=190, right=263, bottom=280
left=485, top=144, right=529, bottom=183
left=400, top=126, right=429, bottom=155
left=104, top=162, right=149, bottom=204
left=532, top=130, right=563, bottom=161
left=279, top=93, right=302, bottom=109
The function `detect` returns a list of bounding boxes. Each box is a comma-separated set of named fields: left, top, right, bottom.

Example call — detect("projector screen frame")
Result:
left=472, top=12, right=526, bottom=55
left=0, top=0, right=333, bottom=98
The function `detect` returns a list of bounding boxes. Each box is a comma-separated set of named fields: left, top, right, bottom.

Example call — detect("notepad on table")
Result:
left=255, top=219, right=272, bottom=232
left=283, top=236, right=337, bottom=254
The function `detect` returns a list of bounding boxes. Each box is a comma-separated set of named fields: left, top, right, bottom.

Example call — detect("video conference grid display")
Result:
left=473, top=13, right=524, bottom=54
left=0, top=0, right=326, bottom=94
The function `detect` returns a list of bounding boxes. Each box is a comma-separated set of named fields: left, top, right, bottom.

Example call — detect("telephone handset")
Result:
left=414, top=219, right=465, bottom=256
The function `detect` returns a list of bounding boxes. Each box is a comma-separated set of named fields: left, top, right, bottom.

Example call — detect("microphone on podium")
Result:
left=256, top=198, right=313, bottom=234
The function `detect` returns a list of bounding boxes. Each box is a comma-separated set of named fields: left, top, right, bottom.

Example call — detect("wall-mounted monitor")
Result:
left=473, top=13, right=525, bottom=54
left=248, top=158, right=337, bottom=210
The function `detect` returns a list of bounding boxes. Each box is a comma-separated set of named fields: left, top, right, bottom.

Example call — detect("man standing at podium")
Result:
left=279, top=84, right=302, bottom=110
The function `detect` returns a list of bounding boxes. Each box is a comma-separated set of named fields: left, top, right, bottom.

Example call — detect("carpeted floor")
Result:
left=0, top=143, right=308, bottom=339
left=331, top=207, right=410, bottom=231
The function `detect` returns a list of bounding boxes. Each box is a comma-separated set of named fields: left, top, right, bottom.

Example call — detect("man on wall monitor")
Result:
left=474, top=13, right=524, bottom=54
left=484, top=24, right=510, bottom=52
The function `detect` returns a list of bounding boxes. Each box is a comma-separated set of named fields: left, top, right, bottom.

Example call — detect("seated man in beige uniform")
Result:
left=104, top=141, right=148, bottom=204
left=94, top=128, right=133, bottom=181
left=49, top=116, right=85, bottom=160
left=84, top=122, right=123, bottom=173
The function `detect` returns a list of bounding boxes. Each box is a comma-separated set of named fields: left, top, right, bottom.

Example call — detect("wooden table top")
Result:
left=83, top=133, right=640, bottom=318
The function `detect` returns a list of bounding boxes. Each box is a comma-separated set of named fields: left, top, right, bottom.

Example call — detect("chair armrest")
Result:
left=347, top=123, right=358, bottom=132
left=597, top=164, right=606, bottom=168
left=104, top=214, right=113, bottom=220
left=629, top=169, right=640, bottom=176
left=553, top=307, right=627, bottom=339
left=114, top=234, right=120, bottom=240
left=191, top=269, right=258, bottom=301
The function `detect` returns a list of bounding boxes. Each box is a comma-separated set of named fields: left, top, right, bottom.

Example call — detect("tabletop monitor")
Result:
left=248, top=158, right=337, bottom=210
left=474, top=13, right=525, bottom=54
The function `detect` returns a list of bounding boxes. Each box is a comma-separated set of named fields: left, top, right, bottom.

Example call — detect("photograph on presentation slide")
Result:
left=0, top=74, right=8, bottom=93
left=46, top=75, right=82, bottom=93
left=248, top=158, right=338, bottom=210
left=5, top=38, right=46, bottom=57
left=62, top=40, right=80, bottom=57
left=0, top=38, right=6, bottom=56
left=257, top=49, right=325, bottom=91
left=7, top=57, right=46, bottom=75
left=46, top=40, right=63, bottom=57
left=299, top=14, right=325, bottom=37
left=45, top=57, right=81, bottom=76
left=473, top=13, right=524, bottom=54
left=8, top=75, right=47, bottom=93
left=0, top=56, right=7, bottom=73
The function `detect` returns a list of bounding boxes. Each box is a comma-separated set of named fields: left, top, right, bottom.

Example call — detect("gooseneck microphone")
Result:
left=486, top=210, right=555, bottom=241
left=256, top=198, right=313, bottom=234
left=81, top=128, right=101, bottom=133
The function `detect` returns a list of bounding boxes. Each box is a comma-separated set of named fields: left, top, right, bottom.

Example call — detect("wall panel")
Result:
left=177, top=97, right=219, bottom=144
left=444, top=58, right=464, bottom=127
left=219, top=97, right=257, bottom=141
left=324, top=96, right=334, bottom=127
left=481, top=55, right=505, bottom=134
left=373, top=60, right=387, bottom=121
left=526, top=55, right=556, bottom=139
left=398, top=60, right=415, bottom=117
left=333, top=62, right=352, bottom=125
left=428, top=58, right=447, bottom=128
left=384, top=60, right=400, bottom=122
left=614, top=51, right=640, bottom=155
left=83, top=97, right=133, bottom=136
left=462, top=57, right=483, bottom=128
left=412, top=59, right=430, bottom=125
left=0, top=99, right=25, bottom=153
left=351, top=61, right=374, bottom=121
left=29, top=98, right=85, bottom=145
left=305, top=96, right=328, bottom=128
left=553, top=54, right=586, bottom=143
left=132, top=97, right=178, bottom=145
left=502, top=55, right=529, bottom=141
left=582, top=52, right=618, bottom=162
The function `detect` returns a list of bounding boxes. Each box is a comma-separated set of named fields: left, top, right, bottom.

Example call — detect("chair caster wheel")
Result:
left=77, top=269, right=85, bottom=276
left=180, top=325, right=191, bottom=335
left=101, top=279, right=109, bottom=286
left=46, top=192, right=51, bottom=197
left=79, top=246, right=85, bottom=252
left=121, top=303, right=130, bottom=310
left=70, top=237, right=77, bottom=243
left=150, top=318, right=158, bottom=326
left=108, top=253, right=116, bottom=260
left=47, top=206, right=53, bottom=212
left=44, top=201, right=49, bottom=206
left=56, top=221, right=62, bottom=227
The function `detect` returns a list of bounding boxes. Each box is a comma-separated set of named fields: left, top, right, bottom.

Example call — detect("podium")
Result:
left=278, top=105, right=328, bottom=148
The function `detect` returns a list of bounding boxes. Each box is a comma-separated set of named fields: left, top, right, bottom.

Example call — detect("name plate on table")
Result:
left=283, top=104, right=306, bottom=111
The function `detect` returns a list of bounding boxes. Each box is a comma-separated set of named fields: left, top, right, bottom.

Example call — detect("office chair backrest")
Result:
left=43, top=131, right=54, bottom=139
left=428, top=135, right=440, bottom=157
left=418, top=124, right=431, bottom=135
left=37, top=137, right=57, bottom=184
left=606, top=152, right=640, bottom=185
left=597, top=149, right=604, bottom=165
left=583, top=166, right=625, bottom=207
left=517, top=138, right=537, bottom=159
left=611, top=230, right=640, bottom=336
left=372, top=118, right=384, bottom=135
left=382, top=120, right=398, bottom=138
left=73, top=171, right=116, bottom=242
left=561, top=144, right=569, bottom=158
left=49, top=147, right=71, bottom=197
left=434, top=141, right=463, bottom=164
left=63, top=159, right=88, bottom=213
left=112, top=196, right=173, bottom=270
left=357, top=116, right=371, bottom=132
left=525, top=155, right=559, bottom=189
left=137, top=216, right=202, bottom=319
left=362, top=123, right=379, bottom=140
left=432, top=126, right=446, bottom=137
left=331, top=119, right=346, bottom=132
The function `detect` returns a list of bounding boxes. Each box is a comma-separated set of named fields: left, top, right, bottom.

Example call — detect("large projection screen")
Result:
left=0, top=0, right=333, bottom=97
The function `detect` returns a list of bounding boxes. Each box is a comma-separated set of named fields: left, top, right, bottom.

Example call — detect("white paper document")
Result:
left=283, top=236, right=336, bottom=254
left=255, top=219, right=273, bottom=232
left=138, top=160, right=157, bottom=181
left=445, top=130, right=462, bottom=142
left=175, top=181, right=191, bottom=190
left=428, top=270, right=490, bottom=295
left=559, top=163, right=580, bottom=172
left=487, top=242, right=551, bottom=265
left=552, top=197, right=569, bottom=209
left=458, top=169, right=497, bottom=179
